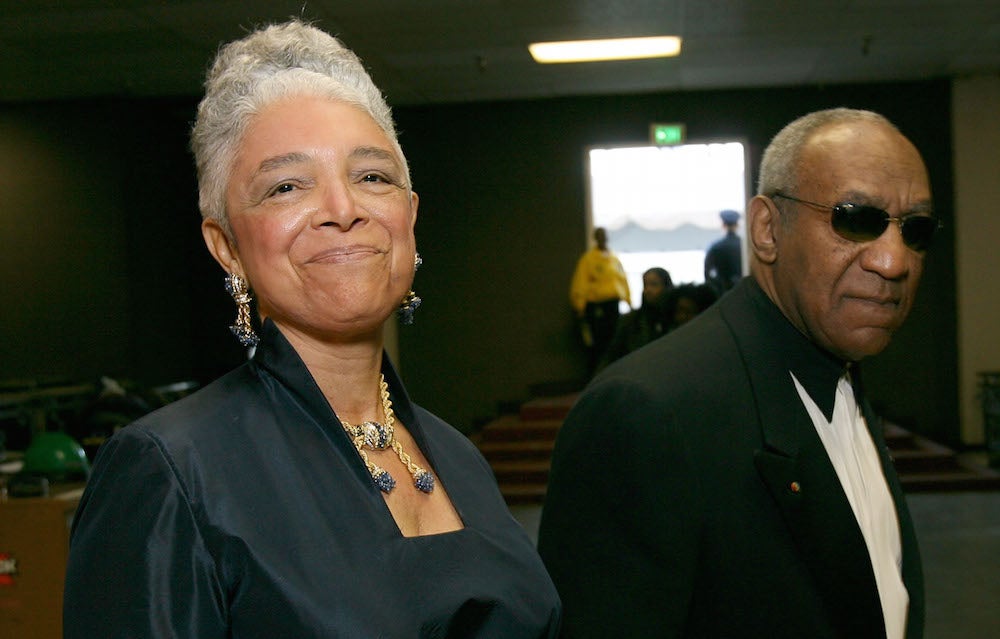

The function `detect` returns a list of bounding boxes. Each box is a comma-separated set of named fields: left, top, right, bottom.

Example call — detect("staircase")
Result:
left=475, top=393, right=1000, bottom=505
left=474, top=394, right=576, bottom=505
left=884, top=423, right=1000, bottom=492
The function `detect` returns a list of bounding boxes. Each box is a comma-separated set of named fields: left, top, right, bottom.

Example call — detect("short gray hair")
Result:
left=191, top=19, right=408, bottom=237
left=757, top=108, right=897, bottom=197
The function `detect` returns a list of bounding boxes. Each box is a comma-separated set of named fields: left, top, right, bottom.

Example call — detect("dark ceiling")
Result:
left=3, top=0, right=999, bottom=106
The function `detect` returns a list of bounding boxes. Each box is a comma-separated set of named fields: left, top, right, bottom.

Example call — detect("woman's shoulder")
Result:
left=119, top=364, right=262, bottom=450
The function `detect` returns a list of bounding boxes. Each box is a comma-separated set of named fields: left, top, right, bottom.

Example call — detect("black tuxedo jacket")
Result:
left=538, top=278, right=923, bottom=638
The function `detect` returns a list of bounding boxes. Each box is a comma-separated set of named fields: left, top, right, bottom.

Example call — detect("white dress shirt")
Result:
left=792, top=372, right=908, bottom=639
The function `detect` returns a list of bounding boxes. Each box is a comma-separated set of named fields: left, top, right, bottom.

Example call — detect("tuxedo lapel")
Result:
left=721, top=283, right=886, bottom=637
left=752, top=398, right=886, bottom=636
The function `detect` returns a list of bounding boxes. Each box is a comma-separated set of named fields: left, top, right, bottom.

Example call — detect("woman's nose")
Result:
left=311, top=182, right=367, bottom=230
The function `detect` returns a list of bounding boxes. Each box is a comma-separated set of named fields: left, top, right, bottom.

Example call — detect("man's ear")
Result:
left=202, top=218, right=244, bottom=276
left=748, top=195, right=779, bottom=265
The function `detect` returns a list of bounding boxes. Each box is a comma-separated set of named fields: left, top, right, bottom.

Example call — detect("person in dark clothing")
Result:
left=704, top=209, right=743, bottom=295
left=64, top=20, right=560, bottom=638
left=664, top=282, right=717, bottom=330
left=539, top=108, right=940, bottom=638
left=600, top=267, right=673, bottom=367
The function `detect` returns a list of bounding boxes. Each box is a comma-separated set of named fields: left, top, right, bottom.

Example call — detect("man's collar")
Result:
left=745, top=279, right=849, bottom=421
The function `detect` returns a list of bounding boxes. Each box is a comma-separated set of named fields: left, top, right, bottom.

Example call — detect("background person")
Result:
left=64, top=20, right=560, bottom=638
left=599, top=266, right=673, bottom=368
left=538, top=108, right=939, bottom=638
left=664, top=282, right=717, bottom=330
left=703, top=208, right=743, bottom=296
left=569, top=226, right=631, bottom=375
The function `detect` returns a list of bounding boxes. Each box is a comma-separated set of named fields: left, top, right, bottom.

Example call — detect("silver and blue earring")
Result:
left=398, top=253, right=422, bottom=325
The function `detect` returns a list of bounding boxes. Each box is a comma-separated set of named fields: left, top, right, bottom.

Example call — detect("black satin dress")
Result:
left=63, top=320, right=561, bottom=638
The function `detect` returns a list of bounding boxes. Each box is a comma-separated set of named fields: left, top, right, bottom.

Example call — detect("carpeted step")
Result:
left=892, top=449, right=964, bottom=475
left=884, top=421, right=1000, bottom=491
left=497, top=483, right=548, bottom=505
left=489, top=459, right=551, bottom=484
left=519, top=394, right=579, bottom=421
left=478, top=439, right=555, bottom=462
left=884, top=423, right=919, bottom=450
left=901, top=469, right=1000, bottom=492
left=891, top=448, right=965, bottom=474
left=477, top=414, right=562, bottom=442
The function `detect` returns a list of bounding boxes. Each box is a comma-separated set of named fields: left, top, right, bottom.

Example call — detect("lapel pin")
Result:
left=789, top=481, right=801, bottom=493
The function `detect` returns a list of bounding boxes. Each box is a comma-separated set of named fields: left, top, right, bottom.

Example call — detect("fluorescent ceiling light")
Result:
left=529, top=36, right=682, bottom=64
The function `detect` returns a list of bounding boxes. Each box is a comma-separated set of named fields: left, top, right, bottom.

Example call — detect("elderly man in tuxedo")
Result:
left=539, top=108, right=941, bottom=639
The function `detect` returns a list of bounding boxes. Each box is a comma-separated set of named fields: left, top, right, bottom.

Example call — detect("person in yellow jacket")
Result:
left=569, top=227, right=631, bottom=374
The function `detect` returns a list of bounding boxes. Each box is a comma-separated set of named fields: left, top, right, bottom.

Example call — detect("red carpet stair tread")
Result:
left=474, top=393, right=1000, bottom=505
left=883, top=423, right=1000, bottom=491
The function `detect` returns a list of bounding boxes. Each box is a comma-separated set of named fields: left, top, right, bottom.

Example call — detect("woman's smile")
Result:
left=306, top=244, right=385, bottom=265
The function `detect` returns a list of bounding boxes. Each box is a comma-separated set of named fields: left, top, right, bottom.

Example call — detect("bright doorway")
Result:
left=587, top=142, right=748, bottom=308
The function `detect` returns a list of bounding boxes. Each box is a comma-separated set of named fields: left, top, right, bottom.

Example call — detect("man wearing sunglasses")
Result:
left=539, top=108, right=935, bottom=639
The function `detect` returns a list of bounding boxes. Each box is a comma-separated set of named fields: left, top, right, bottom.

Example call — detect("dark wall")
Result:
left=0, top=99, right=245, bottom=390
left=393, top=79, right=957, bottom=443
left=1, top=105, right=128, bottom=384
left=0, top=78, right=959, bottom=445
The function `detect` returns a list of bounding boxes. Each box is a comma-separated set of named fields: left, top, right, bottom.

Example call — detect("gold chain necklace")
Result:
left=341, top=374, right=435, bottom=494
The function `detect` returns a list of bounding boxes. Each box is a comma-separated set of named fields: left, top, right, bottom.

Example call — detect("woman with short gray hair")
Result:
left=64, top=20, right=561, bottom=638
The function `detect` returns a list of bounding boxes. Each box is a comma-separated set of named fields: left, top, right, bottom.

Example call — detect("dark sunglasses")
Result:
left=772, top=192, right=942, bottom=251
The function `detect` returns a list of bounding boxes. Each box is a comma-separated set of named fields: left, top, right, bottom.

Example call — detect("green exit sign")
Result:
left=650, top=123, right=686, bottom=145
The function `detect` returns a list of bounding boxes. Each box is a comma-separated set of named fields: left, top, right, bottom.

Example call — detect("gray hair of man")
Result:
left=191, top=19, right=409, bottom=239
left=756, top=107, right=899, bottom=200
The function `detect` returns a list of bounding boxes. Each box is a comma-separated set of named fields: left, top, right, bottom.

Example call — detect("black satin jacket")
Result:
left=64, top=320, right=561, bottom=638
left=539, top=278, right=922, bottom=638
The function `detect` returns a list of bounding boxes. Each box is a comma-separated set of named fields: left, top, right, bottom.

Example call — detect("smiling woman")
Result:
left=62, top=19, right=561, bottom=639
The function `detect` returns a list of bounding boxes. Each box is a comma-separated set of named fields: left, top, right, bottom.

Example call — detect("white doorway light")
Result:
left=588, top=142, right=747, bottom=308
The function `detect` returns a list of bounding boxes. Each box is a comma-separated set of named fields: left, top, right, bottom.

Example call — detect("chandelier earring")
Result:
left=398, top=253, right=422, bottom=325
left=224, top=273, right=259, bottom=347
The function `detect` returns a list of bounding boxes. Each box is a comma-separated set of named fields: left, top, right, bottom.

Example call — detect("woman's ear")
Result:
left=748, top=195, right=779, bottom=265
left=409, top=190, right=419, bottom=230
left=202, top=218, right=244, bottom=276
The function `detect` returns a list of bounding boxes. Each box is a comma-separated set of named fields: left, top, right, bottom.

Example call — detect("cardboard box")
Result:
left=0, top=486, right=82, bottom=639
